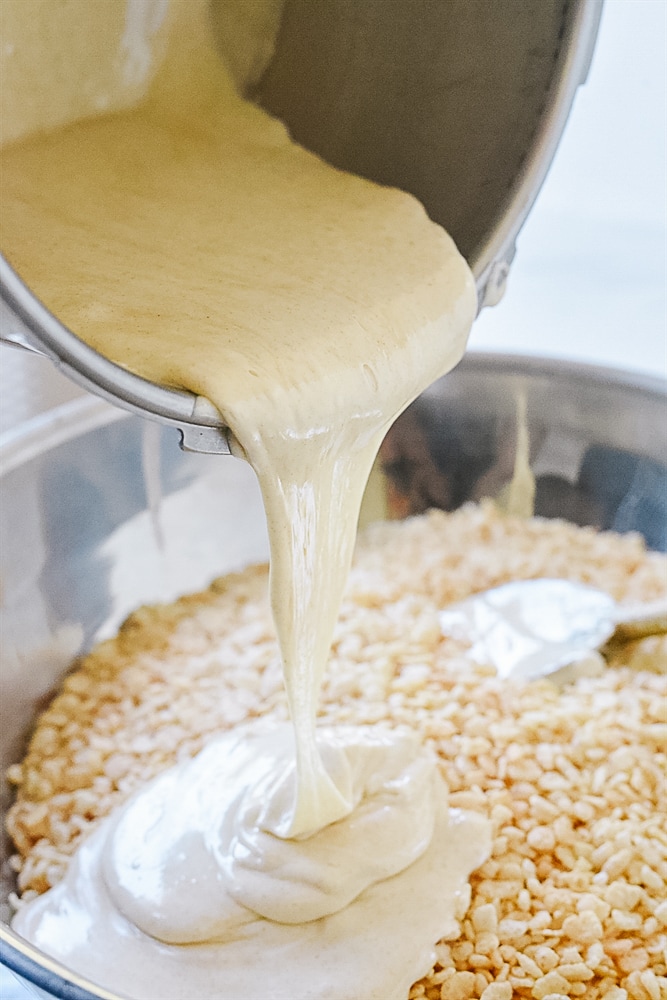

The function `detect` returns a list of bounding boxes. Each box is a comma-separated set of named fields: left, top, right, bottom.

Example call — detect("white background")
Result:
left=471, top=0, right=666, bottom=379
left=0, top=1, right=665, bottom=996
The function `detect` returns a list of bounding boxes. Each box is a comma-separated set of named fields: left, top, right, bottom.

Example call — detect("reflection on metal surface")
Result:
left=382, top=356, right=667, bottom=551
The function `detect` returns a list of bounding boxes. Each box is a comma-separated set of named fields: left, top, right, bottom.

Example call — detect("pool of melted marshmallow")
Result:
left=13, top=724, right=489, bottom=1000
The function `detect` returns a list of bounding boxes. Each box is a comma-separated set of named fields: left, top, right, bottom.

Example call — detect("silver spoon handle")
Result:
left=612, top=599, right=667, bottom=640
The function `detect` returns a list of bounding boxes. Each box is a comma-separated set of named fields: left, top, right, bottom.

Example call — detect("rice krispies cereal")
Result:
left=7, top=503, right=667, bottom=999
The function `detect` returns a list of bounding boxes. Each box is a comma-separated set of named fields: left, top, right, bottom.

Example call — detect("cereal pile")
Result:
left=6, top=503, right=667, bottom=1000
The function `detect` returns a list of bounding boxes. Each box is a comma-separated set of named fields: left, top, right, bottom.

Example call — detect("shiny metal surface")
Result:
left=0, top=260, right=232, bottom=455
left=0, top=352, right=665, bottom=998
left=382, top=355, right=667, bottom=552
left=0, top=0, right=602, bottom=450
left=254, top=0, right=602, bottom=308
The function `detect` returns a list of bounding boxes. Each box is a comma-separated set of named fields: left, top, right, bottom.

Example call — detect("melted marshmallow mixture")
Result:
left=1, top=1, right=487, bottom=996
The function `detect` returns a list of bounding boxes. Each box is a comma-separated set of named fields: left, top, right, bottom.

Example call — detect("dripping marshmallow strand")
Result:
left=1, top=1, right=486, bottom=996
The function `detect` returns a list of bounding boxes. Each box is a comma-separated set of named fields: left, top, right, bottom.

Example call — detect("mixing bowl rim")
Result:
left=0, top=933, right=112, bottom=1000
left=0, top=350, right=667, bottom=479
left=0, top=351, right=664, bottom=480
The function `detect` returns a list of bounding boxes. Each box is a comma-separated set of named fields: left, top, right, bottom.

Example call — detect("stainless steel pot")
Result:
left=1, top=353, right=665, bottom=998
left=0, top=0, right=602, bottom=451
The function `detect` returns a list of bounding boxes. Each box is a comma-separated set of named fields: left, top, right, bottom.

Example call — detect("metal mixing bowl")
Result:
left=0, top=353, right=665, bottom=998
